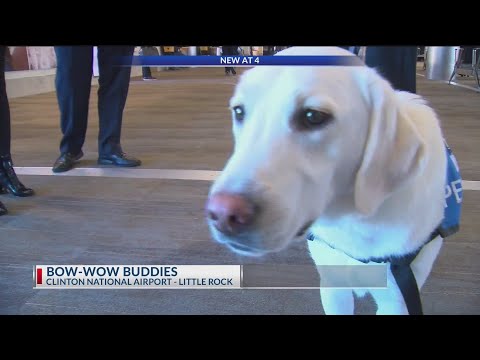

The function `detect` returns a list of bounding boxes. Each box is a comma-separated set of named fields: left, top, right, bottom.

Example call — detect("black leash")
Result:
left=366, top=230, right=440, bottom=315
left=388, top=252, right=424, bottom=315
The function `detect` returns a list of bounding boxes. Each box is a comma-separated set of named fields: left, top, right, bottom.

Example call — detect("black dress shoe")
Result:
left=52, top=151, right=83, bottom=173
left=98, top=152, right=141, bottom=167
left=0, top=155, right=35, bottom=197
left=0, top=201, right=7, bottom=216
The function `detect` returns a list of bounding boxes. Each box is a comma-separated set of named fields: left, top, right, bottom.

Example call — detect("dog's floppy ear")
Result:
left=354, top=71, right=426, bottom=216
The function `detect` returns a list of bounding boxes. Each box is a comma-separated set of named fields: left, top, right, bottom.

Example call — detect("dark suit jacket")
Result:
left=365, top=46, right=417, bottom=93
left=222, top=46, right=239, bottom=56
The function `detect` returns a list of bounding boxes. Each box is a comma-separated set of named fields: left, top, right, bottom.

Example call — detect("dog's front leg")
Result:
left=371, top=288, right=409, bottom=315
left=370, top=267, right=410, bottom=315
left=320, top=288, right=354, bottom=315
left=308, top=239, right=356, bottom=315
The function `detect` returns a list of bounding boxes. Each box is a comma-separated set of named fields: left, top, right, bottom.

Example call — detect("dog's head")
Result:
left=206, top=47, right=426, bottom=256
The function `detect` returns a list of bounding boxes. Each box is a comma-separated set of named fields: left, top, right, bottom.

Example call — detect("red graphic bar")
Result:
left=37, top=268, right=42, bottom=284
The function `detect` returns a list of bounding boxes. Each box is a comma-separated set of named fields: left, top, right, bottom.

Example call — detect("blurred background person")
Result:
left=140, top=46, right=158, bottom=80
left=222, top=46, right=239, bottom=75
left=364, top=46, right=418, bottom=93
left=338, top=46, right=416, bottom=93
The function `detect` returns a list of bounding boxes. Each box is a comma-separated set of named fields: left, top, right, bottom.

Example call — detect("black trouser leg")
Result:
left=54, top=46, right=94, bottom=155
left=0, top=46, right=34, bottom=197
left=0, top=46, right=11, bottom=156
left=97, top=46, right=134, bottom=155
left=142, top=66, right=152, bottom=78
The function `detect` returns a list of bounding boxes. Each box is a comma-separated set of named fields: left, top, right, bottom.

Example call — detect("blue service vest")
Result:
left=439, top=142, right=462, bottom=237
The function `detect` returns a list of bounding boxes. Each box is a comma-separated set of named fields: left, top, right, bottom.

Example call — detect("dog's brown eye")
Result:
left=300, top=109, right=333, bottom=129
left=232, top=106, right=245, bottom=122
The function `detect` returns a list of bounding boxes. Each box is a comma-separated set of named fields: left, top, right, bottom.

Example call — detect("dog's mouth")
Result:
left=295, top=221, right=314, bottom=237
left=210, top=215, right=315, bottom=256
left=226, top=242, right=267, bottom=257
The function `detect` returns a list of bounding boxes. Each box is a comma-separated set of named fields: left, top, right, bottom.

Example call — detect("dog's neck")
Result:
left=309, top=177, right=440, bottom=260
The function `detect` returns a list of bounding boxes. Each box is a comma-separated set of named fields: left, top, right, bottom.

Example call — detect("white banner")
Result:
left=34, top=265, right=241, bottom=289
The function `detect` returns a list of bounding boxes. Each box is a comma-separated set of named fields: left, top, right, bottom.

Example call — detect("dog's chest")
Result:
left=309, top=218, right=411, bottom=260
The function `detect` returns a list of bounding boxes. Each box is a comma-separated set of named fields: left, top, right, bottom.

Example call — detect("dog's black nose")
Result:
left=206, top=192, right=256, bottom=235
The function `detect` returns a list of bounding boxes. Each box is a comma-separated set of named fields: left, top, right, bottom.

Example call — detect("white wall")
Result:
left=6, top=47, right=144, bottom=99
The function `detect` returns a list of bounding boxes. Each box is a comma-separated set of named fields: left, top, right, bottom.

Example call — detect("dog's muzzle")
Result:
left=206, top=191, right=313, bottom=256
left=205, top=192, right=258, bottom=236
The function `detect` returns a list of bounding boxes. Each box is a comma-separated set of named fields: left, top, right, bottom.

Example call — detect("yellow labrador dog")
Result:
left=206, top=46, right=459, bottom=315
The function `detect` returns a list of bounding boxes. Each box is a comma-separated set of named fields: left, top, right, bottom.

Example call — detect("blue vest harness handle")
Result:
left=439, top=142, right=463, bottom=238
left=308, top=141, right=463, bottom=315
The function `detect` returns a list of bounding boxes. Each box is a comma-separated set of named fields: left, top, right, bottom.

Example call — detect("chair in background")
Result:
left=449, top=47, right=480, bottom=89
